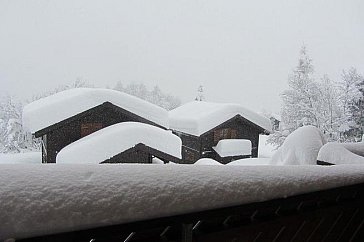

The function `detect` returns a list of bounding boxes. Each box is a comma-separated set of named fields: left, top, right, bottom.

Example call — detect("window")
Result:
left=214, top=128, right=237, bottom=142
left=80, top=123, right=103, bottom=137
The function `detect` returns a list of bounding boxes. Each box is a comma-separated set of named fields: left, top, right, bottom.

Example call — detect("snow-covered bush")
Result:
left=270, top=126, right=326, bottom=165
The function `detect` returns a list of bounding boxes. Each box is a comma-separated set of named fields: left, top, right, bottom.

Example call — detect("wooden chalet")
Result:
left=169, top=101, right=271, bottom=163
left=23, top=88, right=169, bottom=163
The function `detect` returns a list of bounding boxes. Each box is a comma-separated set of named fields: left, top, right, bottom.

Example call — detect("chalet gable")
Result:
left=33, top=102, right=166, bottom=138
left=169, top=101, right=271, bottom=137
left=23, top=88, right=169, bottom=135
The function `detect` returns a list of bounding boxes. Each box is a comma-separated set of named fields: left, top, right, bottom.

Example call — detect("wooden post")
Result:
left=181, top=223, right=193, bottom=242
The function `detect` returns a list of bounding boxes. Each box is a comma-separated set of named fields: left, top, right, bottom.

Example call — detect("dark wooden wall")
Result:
left=40, top=103, right=164, bottom=163
left=101, top=144, right=181, bottom=164
left=102, top=147, right=152, bottom=164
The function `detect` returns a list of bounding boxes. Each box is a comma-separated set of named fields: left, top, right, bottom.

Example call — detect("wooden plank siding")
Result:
left=39, top=102, right=167, bottom=163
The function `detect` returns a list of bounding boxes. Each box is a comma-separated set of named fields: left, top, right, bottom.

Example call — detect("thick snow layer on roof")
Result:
left=318, top=142, right=364, bottom=165
left=228, top=158, right=272, bottom=166
left=169, top=101, right=271, bottom=136
left=2, top=164, right=364, bottom=240
left=56, top=122, right=182, bottom=164
left=23, top=88, right=169, bottom=133
left=194, top=158, right=223, bottom=165
left=0, top=152, right=41, bottom=164
left=271, top=126, right=326, bottom=165
left=213, top=139, right=252, bottom=157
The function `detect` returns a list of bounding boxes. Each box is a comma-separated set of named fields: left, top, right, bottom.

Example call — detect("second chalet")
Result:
left=169, top=101, right=271, bottom=164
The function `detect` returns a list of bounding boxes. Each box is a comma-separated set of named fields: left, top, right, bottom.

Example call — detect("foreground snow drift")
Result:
left=2, top=164, right=364, bottom=240
left=271, top=126, right=326, bottom=165
left=56, top=122, right=182, bottom=164
left=318, top=142, right=364, bottom=165
left=23, top=88, right=169, bottom=133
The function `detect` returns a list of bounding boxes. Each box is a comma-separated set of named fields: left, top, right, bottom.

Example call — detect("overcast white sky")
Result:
left=0, top=0, right=363, bottom=112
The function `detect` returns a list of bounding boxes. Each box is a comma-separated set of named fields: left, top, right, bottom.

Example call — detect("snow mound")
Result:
left=213, top=139, right=251, bottom=157
left=152, top=157, right=165, bottom=164
left=169, top=101, right=271, bottom=136
left=228, top=158, right=272, bottom=166
left=23, top=88, right=169, bottom=133
left=0, top=152, right=41, bottom=164
left=56, top=122, right=182, bottom=164
left=2, top=164, right=364, bottom=240
left=258, top=135, right=277, bottom=158
left=194, top=158, right=223, bottom=165
left=318, top=142, right=364, bottom=165
left=342, top=142, right=364, bottom=157
left=270, top=126, right=326, bottom=165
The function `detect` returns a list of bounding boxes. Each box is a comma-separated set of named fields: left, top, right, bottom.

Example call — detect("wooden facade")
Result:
left=35, top=102, right=166, bottom=163
left=174, top=115, right=267, bottom=164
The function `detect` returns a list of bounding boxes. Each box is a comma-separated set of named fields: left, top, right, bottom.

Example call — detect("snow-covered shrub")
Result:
left=270, top=126, right=326, bottom=165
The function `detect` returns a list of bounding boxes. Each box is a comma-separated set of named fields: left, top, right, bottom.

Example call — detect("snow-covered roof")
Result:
left=213, top=139, right=252, bottom=157
left=318, top=142, right=364, bottom=165
left=169, top=101, right=271, bottom=136
left=23, top=88, right=169, bottom=133
left=56, top=122, right=182, bottom=164
left=2, top=164, right=364, bottom=240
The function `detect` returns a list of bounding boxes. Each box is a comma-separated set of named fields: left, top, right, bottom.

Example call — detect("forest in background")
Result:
left=269, top=46, right=364, bottom=147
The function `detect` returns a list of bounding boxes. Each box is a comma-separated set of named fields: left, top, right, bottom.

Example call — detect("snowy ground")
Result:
left=2, top=164, right=364, bottom=240
left=0, top=152, right=41, bottom=164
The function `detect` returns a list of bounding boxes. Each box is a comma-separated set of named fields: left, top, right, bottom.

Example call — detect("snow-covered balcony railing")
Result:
left=2, top=164, right=364, bottom=242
